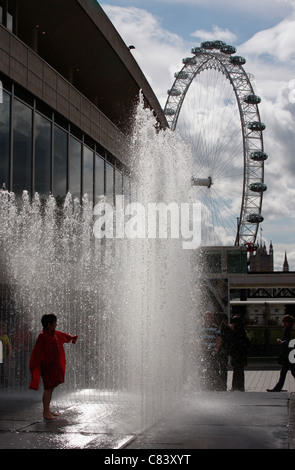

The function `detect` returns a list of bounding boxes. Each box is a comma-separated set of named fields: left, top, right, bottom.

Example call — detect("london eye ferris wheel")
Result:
left=164, top=41, right=267, bottom=249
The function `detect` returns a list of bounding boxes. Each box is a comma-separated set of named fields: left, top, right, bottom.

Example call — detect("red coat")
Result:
left=29, top=329, right=76, bottom=390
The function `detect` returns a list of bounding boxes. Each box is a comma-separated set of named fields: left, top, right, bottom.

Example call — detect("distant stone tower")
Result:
left=283, top=251, right=289, bottom=272
left=249, top=240, right=274, bottom=272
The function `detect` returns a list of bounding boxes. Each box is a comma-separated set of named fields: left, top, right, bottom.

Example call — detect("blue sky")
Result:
left=100, top=1, right=295, bottom=270
left=101, top=0, right=294, bottom=43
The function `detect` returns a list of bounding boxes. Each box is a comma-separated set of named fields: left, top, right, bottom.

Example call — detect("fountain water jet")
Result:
left=0, top=99, right=200, bottom=430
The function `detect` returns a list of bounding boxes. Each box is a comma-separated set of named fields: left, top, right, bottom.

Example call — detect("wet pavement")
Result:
left=128, top=392, right=294, bottom=450
left=1, top=390, right=294, bottom=452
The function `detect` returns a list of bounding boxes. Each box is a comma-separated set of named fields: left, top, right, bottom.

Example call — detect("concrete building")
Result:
left=0, top=0, right=170, bottom=393
left=199, top=245, right=295, bottom=358
left=0, top=0, right=167, bottom=202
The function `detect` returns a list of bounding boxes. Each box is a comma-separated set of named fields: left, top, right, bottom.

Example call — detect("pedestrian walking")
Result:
left=216, top=314, right=231, bottom=391
left=229, top=315, right=250, bottom=392
left=199, top=310, right=221, bottom=390
left=267, top=315, right=295, bottom=392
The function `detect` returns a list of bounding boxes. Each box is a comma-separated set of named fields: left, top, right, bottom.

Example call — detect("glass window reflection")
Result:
left=69, top=135, right=81, bottom=199
left=53, top=125, right=67, bottom=200
left=7, top=0, right=15, bottom=32
left=124, top=175, right=131, bottom=203
left=106, top=162, right=114, bottom=205
left=83, top=145, right=94, bottom=202
left=12, top=99, right=32, bottom=195
left=0, top=89, right=10, bottom=189
left=95, top=153, right=104, bottom=202
left=115, top=168, right=123, bottom=197
left=6, top=12, right=12, bottom=31
left=0, top=78, right=126, bottom=202
left=35, top=112, right=51, bottom=197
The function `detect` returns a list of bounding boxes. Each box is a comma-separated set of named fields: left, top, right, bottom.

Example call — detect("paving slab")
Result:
left=126, top=392, right=290, bottom=450
left=0, top=389, right=293, bottom=451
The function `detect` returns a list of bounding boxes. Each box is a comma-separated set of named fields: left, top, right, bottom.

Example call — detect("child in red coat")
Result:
left=29, top=314, right=78, bottom=420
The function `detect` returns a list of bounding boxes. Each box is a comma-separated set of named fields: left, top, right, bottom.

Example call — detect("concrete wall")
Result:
left=0, top=25, right=129, bottom=165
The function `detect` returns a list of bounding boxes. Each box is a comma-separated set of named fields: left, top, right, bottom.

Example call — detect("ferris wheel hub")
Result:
left=191, top=176, right=213, bottom=188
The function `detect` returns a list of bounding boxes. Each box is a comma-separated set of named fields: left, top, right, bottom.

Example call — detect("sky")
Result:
left=100, top=0, right=295, bottom=271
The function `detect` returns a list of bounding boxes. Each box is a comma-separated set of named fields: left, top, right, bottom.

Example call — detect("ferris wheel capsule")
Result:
left=201, top=41, right=218, bottom=50
left=230, top=56, right=246, bottom=65
left=246, top=214, right=264, bottom=224
left=248, top=121, right=266, bottom=131
left=220, top=45, right=237, bottom=54
left=191, top=47, right=203, bottom=54
left=250, top=151, right=268, bottom=161
left=168, top=88, right=182, bottom=96
left=174, top=71, right=189, bottom=80
left=249, top=183, right=267, bottom=193
left=183, top=57, right=197, bottom=65
left=164, top=108, right=176, bottom=116
left=244, top=94, right=261, bottom=104
left=212, top=40, right=226, bottom=49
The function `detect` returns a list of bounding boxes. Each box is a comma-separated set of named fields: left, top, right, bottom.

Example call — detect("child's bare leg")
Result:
left=43, top=389, right=55, bottom=419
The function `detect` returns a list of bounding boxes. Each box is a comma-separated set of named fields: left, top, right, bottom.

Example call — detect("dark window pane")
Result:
left=95, top=153, right=104, bottom=202
left=12, top=99, right=32, bottom=195
left=83, top=145, right=94, bottom=202
left=54, top=112, right=68, bottom=130
left=7, top=0, right=15, bottom=32
left=36, top=100, right=52, bottom=119
left=6, top=12, right=12, bottom=31
left=69, top=135, right=81, bottom=199
left=115, top=168, right=123, bottom=196
left=204, top=253, right=222, bottom=273
left=124, top=175, right=131, bottom=202
left=227, top=251, right=247, bottom=273
left=35, top=112, right=51, bottom=197
left=130, top=182, right=137, bottom=202
left=53, top=125, right=67, bottom=199
left=106, top=162, right=114, bottom=205
left=0, top=89, right=10, bottom=189
left=14, top=85, right=34, bottom=107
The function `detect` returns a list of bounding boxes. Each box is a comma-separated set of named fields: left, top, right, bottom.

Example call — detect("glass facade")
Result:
left=227, top=250, right=248, bottom=273
left=0, top=76, right=127, bottom=204
left=69, top=135, right=82, bottom=199
left=83, top=145, right=94, bottom=203
left=12, top=98, right=32, bottom=194
left=0, top=89, right=10, bottom=189
left=106, top=161, right=114, bottom=205
left=35, top=113, right=51, bottom=196
left=0, top=0, right=17, bottom=34
left=115, top=168, right=123, bottom=196
left=53, top=125, right=67, bottom=200
left=95, top=153, right=105, bottom=203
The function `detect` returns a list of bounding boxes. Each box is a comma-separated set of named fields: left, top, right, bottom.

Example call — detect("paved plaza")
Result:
left=1, top=370, right=295, bottom=452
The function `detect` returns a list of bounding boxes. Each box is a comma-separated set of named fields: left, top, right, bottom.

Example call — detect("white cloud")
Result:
left=190, top=25, right=237, bottom=43
left=237, top=11, right=295, bottom=269
left=155, top=0, right=294, bottom=19
left=102, top=3, right=295, bottom=268
left=239, top=11, right=295, bottom=62
left=101, top=5, right=189, bottom=105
